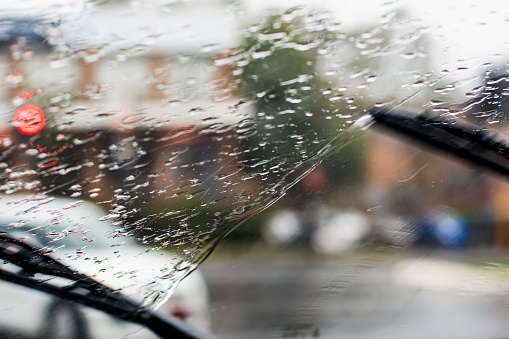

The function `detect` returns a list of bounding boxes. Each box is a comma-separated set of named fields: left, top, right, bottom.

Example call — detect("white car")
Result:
left=0, top=194, right=211, bottom=338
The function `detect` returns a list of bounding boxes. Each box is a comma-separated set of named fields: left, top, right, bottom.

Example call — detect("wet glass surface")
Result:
left=1, top=0, right=509, bottom=338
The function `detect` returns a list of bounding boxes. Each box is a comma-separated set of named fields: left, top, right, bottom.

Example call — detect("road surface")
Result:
left=201, top=248, right=509, bottom=339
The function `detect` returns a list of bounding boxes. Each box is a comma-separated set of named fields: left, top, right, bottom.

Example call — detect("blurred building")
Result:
left=0, top=1, right=255, bottom=209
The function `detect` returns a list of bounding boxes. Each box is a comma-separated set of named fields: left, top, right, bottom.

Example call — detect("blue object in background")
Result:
left=434, top=214, right=468, bottom=248
left=414, top=213, right=468, bottom=248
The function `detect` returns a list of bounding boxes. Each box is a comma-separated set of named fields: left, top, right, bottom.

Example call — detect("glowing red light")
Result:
left=14, top=104, right=45, bottom=135
left=21, top=91, right=34, bottom=101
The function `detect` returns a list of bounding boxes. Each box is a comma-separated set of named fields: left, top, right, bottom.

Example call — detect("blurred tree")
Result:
left=238, top=8, right=359, bottom=186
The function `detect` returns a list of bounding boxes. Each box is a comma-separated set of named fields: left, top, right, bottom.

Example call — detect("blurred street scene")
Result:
left=203, top=245, right=509, bottom=339
left=0, top=0, right=509, bottom=338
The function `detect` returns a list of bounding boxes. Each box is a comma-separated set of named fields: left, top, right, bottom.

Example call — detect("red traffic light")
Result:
left=14, top=104, right=45, bottom=135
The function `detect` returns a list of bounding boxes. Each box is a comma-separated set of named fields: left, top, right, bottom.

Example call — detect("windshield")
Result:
left=1, top=0, right=509, bottom=338
left=0, top=194, right=129, bottom=248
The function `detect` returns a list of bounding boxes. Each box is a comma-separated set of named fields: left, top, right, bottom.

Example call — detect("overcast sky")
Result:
left=243, top=0, right=509, bottom=97
left=245, top=0, right=509, bottom=66
left=2, top=0, right=509, bottom=97
left=3, top=0, right=508, bottom=68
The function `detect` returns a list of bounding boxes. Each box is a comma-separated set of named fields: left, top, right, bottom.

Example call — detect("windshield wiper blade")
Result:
left=367, top=106, right=509, bottom=179
left=0, top=232, right=217, bottom=339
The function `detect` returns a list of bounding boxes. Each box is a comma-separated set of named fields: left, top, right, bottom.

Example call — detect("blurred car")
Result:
left=412, top=211, right=469, bottom=249
left=312, top=209, right=371, bottom=254
left=0, top=194, right=211, bottom=338
left=264, top=206, right=371, bottom=253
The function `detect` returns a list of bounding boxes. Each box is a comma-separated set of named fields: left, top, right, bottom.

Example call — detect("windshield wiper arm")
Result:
left=367, top=106, right=509, bottom=179
left=0, top=232, right=217, bottom=339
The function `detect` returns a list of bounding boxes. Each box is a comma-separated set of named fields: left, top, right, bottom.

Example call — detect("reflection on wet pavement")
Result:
left=202, top=248, right=509, bottom=339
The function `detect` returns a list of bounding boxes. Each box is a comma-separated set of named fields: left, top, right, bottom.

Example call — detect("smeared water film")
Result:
left=1, top=2, right=509, bottom=328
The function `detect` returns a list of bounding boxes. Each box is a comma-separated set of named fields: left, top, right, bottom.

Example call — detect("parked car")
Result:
left=264, top=206, right=371, bottom=253
left=0, top=194, right=211, bottom=338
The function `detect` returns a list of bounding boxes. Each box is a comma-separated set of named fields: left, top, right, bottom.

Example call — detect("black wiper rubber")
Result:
left=367, top=106, right=509, bottom=179
left=0, top=233, right=217, bottom=339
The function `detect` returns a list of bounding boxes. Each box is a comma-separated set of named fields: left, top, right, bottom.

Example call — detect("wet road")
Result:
left=201, top=249, right=509, bottom=339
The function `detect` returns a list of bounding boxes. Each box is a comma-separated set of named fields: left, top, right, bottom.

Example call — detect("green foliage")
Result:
left=238, top=8, right=366, bottom=193
left=239, top=9, right=335, bottom=173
